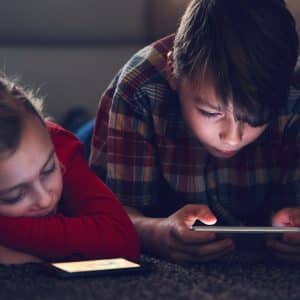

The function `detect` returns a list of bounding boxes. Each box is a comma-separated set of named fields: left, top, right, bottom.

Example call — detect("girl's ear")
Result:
left=166, top=51, right=178, bottom=90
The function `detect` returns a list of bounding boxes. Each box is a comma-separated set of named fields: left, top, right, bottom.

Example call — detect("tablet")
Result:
left=45, top=258, right=143, bottom=278
left=191, top=226, right=300, bottom=234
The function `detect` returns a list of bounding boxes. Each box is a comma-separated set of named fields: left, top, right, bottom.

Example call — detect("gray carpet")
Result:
left=1, top=252, right=300, bottom=300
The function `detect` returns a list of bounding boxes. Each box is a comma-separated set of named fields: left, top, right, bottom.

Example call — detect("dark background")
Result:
left=0, top=1, right=297, bottom=122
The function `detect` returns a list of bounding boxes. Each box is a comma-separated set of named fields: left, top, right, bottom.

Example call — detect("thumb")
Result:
left=196, top=205, right=217, bottom=225
left=180, top=204, right=217, bottom=227
left=272, top=208, right=300, bottom=227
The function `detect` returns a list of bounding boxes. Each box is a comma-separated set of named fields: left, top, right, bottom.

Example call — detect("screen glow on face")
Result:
left=177, top=77, right=268, bottom=158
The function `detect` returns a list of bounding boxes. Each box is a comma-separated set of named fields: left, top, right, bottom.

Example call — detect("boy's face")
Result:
left=0, top=116, right=63, bottom=217
left=177, top=76, right=268, bottom=158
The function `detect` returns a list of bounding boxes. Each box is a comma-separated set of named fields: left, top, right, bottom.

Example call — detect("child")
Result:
left=0, top=76, right=139, bottom=264
left=90, top=0, right=300, bottom=263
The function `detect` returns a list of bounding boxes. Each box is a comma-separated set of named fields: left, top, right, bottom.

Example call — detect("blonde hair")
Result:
left=0, top=74, right=45, bottom=155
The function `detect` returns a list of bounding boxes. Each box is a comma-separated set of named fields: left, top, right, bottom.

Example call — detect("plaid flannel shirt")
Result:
left=90, top=35, right=300, bottom=226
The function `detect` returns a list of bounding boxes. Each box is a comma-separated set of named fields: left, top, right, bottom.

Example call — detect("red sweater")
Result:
left=0, top=122, right=140, bottom=262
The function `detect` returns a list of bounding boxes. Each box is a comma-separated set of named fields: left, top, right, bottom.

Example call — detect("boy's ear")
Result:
left=166, top=51, right=178, bottom=90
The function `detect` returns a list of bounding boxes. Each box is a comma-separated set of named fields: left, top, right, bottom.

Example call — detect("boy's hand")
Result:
left=152, top=204, right=234, bottom=263
left=0, top=245, right=42, bottom=265
left=267, top=207, right=300, bottom=262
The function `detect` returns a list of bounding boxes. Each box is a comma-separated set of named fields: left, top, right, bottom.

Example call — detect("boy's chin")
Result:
left=206, top=146, right=240, bottom=159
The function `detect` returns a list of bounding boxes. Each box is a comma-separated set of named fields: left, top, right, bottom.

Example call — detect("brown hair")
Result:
left=173, top=0, right=299, bottom=126
left=0, top=75, right=45, bottom=155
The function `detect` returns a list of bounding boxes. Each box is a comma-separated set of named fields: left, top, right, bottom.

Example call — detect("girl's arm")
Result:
left=0, top=245, right=42, bottom=265
left=0, top=126, right=140, bottom=262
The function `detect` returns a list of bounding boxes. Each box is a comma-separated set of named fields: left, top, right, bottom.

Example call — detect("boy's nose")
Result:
left=219, top=120, right=243, bottom=146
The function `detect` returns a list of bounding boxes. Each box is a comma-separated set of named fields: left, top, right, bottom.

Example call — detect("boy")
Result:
left=90, top=0, right=299, bottom=263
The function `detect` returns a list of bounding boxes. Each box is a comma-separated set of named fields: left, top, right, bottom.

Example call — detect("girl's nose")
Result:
left=32, top=182, right=52, bottom=209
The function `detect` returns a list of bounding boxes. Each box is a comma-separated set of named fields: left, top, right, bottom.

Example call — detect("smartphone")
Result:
left=191, top=225, right=300, bottom=234
left=44, top=258, right=143, bottom=278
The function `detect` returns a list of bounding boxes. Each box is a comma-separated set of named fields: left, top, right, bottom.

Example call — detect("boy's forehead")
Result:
left=194, top=95, right=223, bottom=110
left=185, top=77, right=227, bottom=110
left=185, top=74, right=216, bottom=95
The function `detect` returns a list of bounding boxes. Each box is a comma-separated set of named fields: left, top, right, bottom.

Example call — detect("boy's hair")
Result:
left=0, top=75, right=45, bottom=155
left=173, top=0, right=299, bottom=126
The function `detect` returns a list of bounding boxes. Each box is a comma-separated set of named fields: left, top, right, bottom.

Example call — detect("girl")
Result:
left=0, top=76, right=140, bottom=264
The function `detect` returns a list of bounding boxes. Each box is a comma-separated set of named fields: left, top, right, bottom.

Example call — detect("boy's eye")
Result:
left=0, top=190, right=26, bottom=205
left=197, top=109, right=220, bottom=118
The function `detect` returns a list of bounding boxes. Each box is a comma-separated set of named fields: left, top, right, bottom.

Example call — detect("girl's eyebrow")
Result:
left=41, top=149, right=56, bottom=170
left=0, top=148, right=55, bottom=195
left=194, top=96, right=222, bottom=111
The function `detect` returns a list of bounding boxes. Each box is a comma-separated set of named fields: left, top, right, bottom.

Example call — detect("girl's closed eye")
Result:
left=0, top=189, right=26, bottom=205
left=41, top=161, right=56, bottom=176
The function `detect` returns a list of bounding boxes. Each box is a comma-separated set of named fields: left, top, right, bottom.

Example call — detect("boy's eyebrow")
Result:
left=194, top=96, right=222, bottom=111
left=0, top=148, right=56, bottom=195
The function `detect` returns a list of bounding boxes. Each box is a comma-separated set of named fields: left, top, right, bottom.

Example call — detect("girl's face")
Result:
left=0, top=116, right=63, bottom=217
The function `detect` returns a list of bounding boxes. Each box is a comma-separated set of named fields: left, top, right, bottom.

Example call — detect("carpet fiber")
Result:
left=1, top=252, right=300, bottom=300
